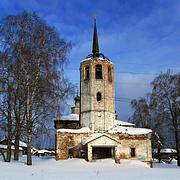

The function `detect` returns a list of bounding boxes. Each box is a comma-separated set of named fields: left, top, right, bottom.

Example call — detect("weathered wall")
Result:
left=56, top=131, right=152, bottom=166
left=110, top=133, right=152, bottom=164
left=80, top=58, right=115, bottom=132
left=86, top=133, right=152, bottom=164
left=55, top=132, right=91, bottom=160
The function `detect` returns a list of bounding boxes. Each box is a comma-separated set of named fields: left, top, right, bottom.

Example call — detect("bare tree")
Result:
left=130, top=97, right=151, bottom=128
left=0, top=11, right=74, bottom=165
left=0, top=49, right=14, bottom=162
left=130, top=71, right=180, bottom=166
left=151, top=71, right=180, bottom=166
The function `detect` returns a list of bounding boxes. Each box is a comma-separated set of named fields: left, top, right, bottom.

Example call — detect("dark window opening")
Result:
left=85, top=66, right=89, bottom=80
left=97, top=92, right=102, bottom=101
left=131, top=148, right=136, bottom=157
left=96, top=64, right=102, bottom=79
left=68, top=148, right=73, bottom=158
left=108, top=66, right=112, bottom=82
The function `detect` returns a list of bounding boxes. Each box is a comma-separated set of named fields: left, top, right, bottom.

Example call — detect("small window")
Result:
left=85, top=66, right=89, bottom=80
left=108, top=66, right=112, bottom=82
left=97, top=92, right=102, bottom=101
left=68, top=148, right=73, bottom=158
left=130, top=148, right=136, bottom=157
left=96, top=64, right=102, bottom=79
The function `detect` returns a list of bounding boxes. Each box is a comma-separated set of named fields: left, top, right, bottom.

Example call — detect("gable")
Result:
left=82, top=134, right=119, bottom=146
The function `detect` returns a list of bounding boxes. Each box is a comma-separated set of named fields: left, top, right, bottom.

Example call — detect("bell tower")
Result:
left=80, top=16, right=115, bottom=132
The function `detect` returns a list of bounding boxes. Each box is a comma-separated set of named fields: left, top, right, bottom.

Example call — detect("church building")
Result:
left=55, top=17, right=152, bottom=167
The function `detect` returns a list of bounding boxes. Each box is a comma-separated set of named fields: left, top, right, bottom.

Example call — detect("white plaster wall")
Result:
left=115, top=139, right=152, bottom=162
left=87, top=135, right=119, bottom=161
left=80, top=59, right=115, bottom=132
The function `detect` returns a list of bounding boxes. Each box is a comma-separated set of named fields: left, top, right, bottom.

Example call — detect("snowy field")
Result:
left=0, top=156, right=180, bottom=180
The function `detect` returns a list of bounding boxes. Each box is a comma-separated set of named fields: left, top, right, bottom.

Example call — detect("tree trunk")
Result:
left=175, top=130, right=180, bottom=166
left=177, top=150, right=180, bottom=166
left=157, top=144, right=161, bottom=163
left=26, top=90, right=32, bottom=165
left=14, top=120, right=20, bottom=160
left=14, top=96, right=21, bottom=161
left=6, top=84, right=12, bottom=162
left=0, top=150, right=7, bottom=162
left=26, top=109, right=32, bottom=165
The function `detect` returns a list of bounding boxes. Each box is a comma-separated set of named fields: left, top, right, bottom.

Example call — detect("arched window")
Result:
left=108, top=66, right=112, bottom=82
left=96, top=64, right=102, bottom=79
left=97, top=92, right=102, bottom=101
left=85, top=66, right=89, bottom=80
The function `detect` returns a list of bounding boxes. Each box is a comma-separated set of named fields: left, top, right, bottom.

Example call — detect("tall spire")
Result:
left=92, top=13, right=99, bottom=57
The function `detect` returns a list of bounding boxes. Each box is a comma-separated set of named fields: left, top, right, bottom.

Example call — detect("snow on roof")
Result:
left=81, top=57, right=113, bottom=64
left=97, top=57, right=113, bottom=64
left=31, top=147, right=38, bottom=153
left=81, top=57, right=91, bottom=62
left=38, top=149, right=53, bottom=154
left=57, top=127, right=91, bottom=133
left=116, top=120, right=135, bottom=127
left=0, top=139, right=27, bottom=148
left=109, top=126, right=152, bottom=135
left=0, top=144, right=23, bottom=150
left=161, top=148, right=177, bottom=153
left=12, top=140, right=27, bottom=148
left=61, top=114, right=79, bottom=121
left=31, top=147, right=44, bottom=154
left=160, top=148, right=177, bottom=153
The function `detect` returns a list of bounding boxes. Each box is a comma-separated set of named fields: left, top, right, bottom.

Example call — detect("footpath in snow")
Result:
left=0, top=156, right=180, bottom=180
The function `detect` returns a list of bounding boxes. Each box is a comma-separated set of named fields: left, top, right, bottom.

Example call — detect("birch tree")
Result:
left=0, top=11, right=74, bottom=165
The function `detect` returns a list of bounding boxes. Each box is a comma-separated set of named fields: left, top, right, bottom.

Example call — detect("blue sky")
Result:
left=0, top=0, right=180, bottom=120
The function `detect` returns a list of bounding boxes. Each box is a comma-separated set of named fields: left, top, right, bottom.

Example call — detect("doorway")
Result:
left=92, top=147, right=114, bottom=160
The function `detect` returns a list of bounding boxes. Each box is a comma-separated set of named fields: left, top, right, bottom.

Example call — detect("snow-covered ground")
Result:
left=0, top=156, right=179, bottom=180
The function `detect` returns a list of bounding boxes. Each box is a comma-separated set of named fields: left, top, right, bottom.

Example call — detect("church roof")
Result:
left=109, top=126, right=152, bottom=135
left=57, top=127, right=91, bottom=133
left=83, top=16, right=111, bottom=61
left=116, top=120, right=135, bottom=127
left=92, top=15, right=99, bottom=57
left=61, top=114, right=79, bottom=121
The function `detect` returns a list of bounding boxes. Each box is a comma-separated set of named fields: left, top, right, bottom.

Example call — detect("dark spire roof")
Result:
left=92, top=15, right=99, bottom=57
left=86, top=15, right=109, bottom=60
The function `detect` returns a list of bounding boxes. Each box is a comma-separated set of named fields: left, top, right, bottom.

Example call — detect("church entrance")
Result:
left=92, top=147, right=115, bottom=160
